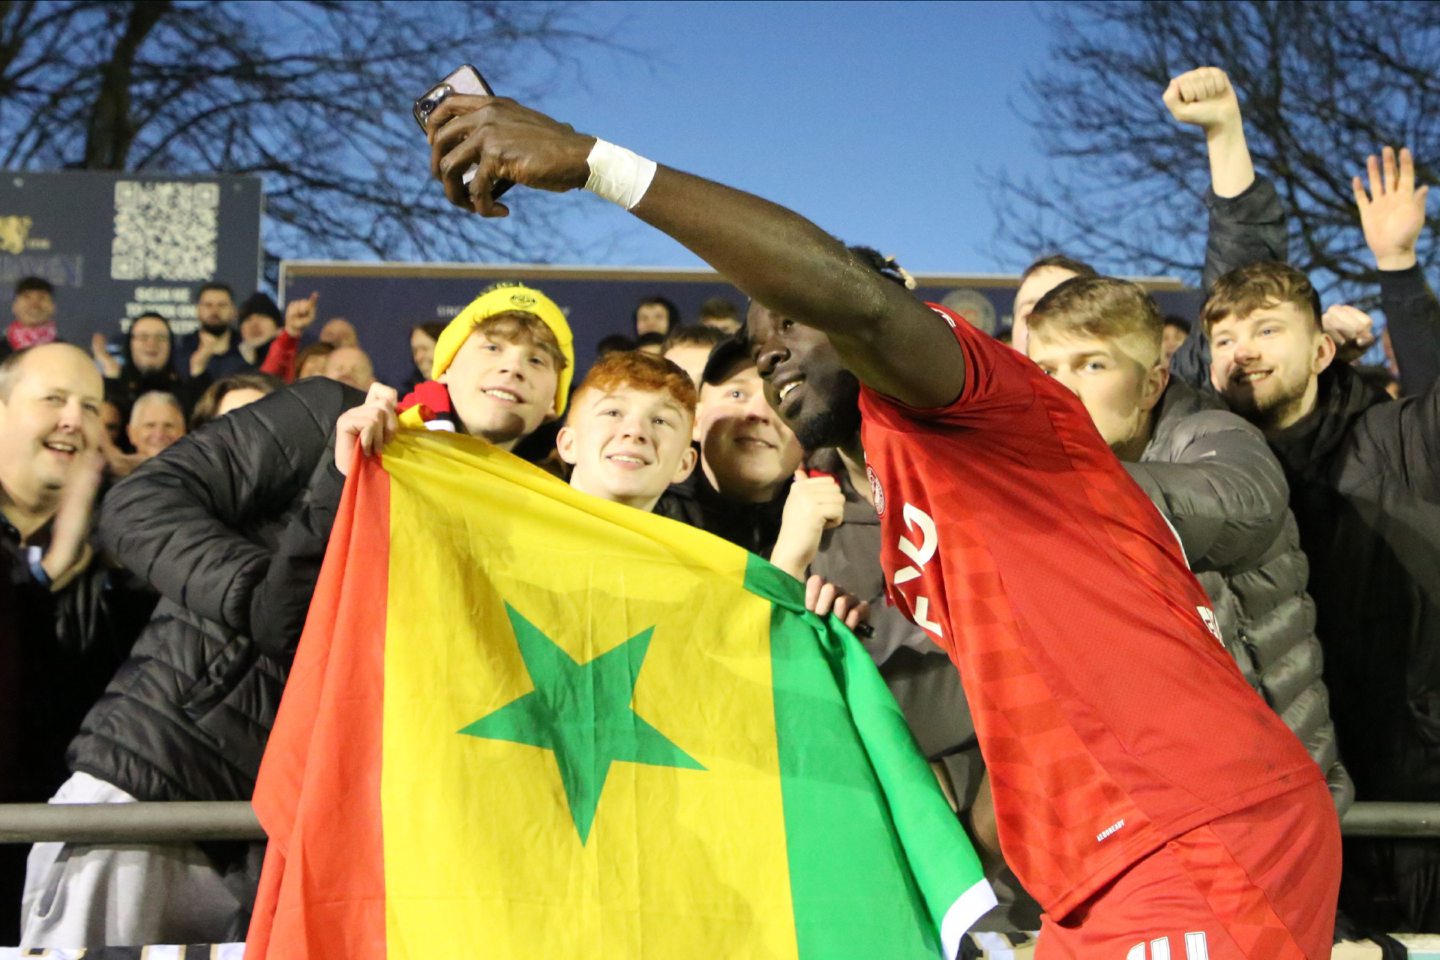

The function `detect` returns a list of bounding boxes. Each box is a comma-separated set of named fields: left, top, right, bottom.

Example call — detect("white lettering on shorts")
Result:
left=1125, top=933, right=1209, bottom=960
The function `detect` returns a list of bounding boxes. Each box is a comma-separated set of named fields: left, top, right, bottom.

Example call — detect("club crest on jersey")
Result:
left=1197, top=605, right=1223, bottom=645
left=866, top=464, right=885, bottom=517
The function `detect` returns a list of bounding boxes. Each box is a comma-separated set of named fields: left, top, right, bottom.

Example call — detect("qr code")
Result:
left=110, top=181, right=220, bottom=281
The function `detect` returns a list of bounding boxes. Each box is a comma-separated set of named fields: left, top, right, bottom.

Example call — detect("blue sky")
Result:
left=508, top=0, right=1051, bottom=275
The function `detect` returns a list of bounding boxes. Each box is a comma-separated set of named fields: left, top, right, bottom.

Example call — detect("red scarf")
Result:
left=396, top=380, right=458, bottom=431
left=6, top=319, right=56, bottom=351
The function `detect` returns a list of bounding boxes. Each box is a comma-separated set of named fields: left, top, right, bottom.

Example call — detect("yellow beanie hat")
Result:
left=430, top=284, right=575, bottom=415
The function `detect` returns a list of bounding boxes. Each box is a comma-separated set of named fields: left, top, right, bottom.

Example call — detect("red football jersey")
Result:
left=858, top=305, right=1320, bottom=919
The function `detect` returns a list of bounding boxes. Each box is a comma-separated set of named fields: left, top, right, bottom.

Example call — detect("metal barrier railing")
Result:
left=0, top=801, right=1437, bottom=844
left=0, top=802, right=262, bottom=844
left=1340, top=803, right=1440, bottom=837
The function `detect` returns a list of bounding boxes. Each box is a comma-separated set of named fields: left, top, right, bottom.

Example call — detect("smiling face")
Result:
left=747, top=302, right=861, bottom=451
left=127, top=393, right=186, bottom=459
left=1210, top=300, right=1334, bottom=433
left=411, top=327, right=438, bottom=376
left=441, top=329, right=560, bottom=450
left=128, top=316, right=172, bottom=373
left=0, top=344, right=104, bottom=510
left=696, top=355, right=803, bottom=502
left=559, top=384, right=697, bottom=510
left=12, top=287, right=55, bottom=328
left=1028, top=330, right=1167, bottom=459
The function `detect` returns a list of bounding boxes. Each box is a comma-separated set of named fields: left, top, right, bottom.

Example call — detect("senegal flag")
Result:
left=247, top=431, right=993, bottom=959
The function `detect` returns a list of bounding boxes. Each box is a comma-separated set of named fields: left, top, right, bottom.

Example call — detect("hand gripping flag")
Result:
left=246, top=432, right=994, bottom=959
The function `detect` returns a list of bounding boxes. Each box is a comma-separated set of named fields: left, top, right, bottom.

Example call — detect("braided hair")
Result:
left=847, top=245, right=917, bottom=290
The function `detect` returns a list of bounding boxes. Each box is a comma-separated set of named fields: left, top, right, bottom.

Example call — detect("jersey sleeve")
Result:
left=859, top=304, right=1042, bottom=432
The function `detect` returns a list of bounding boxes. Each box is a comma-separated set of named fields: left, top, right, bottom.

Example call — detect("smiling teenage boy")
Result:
left=653, top=339, right=803, bottom=556
left=558, top=351, right=697, bottom=512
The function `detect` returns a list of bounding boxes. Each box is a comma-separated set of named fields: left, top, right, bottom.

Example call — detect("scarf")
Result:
left=6, top=319, right=56, bottom=351
left=396, top=380, right=457, bottom=432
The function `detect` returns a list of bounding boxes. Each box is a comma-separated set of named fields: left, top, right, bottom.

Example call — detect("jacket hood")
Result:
left=1268, top=363, right=1387, bottom=482
left=120, top=314, right=181, bottom=386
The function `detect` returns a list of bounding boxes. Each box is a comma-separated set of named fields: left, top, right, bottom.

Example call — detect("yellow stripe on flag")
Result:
left=379, top=435, right=801, bottom=959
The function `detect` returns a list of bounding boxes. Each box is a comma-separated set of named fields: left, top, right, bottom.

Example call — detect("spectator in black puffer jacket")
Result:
left=22, top=286, right=576, bottom=950
left=1027, top=277, right=1353, bottom=817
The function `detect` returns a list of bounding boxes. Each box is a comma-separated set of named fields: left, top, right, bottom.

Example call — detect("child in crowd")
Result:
left=557, top=350, right=698, bottom=513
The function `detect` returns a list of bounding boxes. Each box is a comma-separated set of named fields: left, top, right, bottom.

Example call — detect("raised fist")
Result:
left=1322, top=304, right=1377, bottom=364
left=770, top=471, right=845, bottom=580
left=286, top=292, right=319, bottom=337
left=1163, top=66, right=1242, bottom=132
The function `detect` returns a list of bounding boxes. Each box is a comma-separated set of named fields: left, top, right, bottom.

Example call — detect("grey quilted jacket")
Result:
left=1127, top=380, right=1354, bottom=814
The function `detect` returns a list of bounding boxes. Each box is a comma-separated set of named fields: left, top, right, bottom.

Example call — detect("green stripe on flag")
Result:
left=744, top=554, right=993, bottom=958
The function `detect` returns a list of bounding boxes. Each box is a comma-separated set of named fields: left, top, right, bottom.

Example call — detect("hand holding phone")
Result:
left=414, top=64, right=514, bottom=200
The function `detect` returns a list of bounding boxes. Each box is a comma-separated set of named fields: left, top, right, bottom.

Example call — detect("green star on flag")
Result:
left=459, top=602, right=704, bottom=844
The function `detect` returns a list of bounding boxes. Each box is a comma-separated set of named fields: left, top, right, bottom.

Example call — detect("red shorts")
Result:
left=1037, top=780, right=1341, bottom=960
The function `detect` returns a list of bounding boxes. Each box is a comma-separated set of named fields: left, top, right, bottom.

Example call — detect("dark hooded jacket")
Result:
left=654, top=468, right=789, bottom=557
left=104, top=314, right=200, bottom=419
left=1168, top=170, right=1440, bottom=803
left=1127, top=380, right=1354, bottom=812
left=70, top=378, right=362, bottom=802
left=1266, top=358, right=1440, bottom=803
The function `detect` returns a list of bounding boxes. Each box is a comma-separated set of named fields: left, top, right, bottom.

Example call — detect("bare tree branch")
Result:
left=992, top=0, right=1440, bottom=303
left=0, top=0, right=623, bottom=284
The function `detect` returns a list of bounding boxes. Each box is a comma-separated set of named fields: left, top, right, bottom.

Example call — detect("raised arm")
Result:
left=1355, top=146, right=1440, bottom=394
left=1349, top=152, right=1440, bottom=497
left=425, top=96, right=964, bottom=409
left=1163, top=68, right=1287, bottom=387
left=1163, top=66, right=1254, bottom=201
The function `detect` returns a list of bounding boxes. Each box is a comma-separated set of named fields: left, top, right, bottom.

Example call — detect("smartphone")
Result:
left=414, top=64, right=513, bottom=200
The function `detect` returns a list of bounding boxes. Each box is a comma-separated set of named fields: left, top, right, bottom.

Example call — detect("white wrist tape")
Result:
left=584, top=139, right=657, bottom=210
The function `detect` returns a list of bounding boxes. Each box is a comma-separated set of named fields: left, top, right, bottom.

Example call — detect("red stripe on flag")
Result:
left=247, top=452, right=392, bottom=959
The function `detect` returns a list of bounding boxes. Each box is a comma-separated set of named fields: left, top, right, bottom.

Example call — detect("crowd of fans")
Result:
left=1, top=64, right=1437, bottom=953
